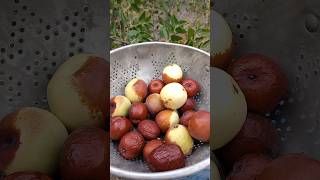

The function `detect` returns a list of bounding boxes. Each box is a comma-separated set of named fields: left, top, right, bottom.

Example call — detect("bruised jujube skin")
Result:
left=72, top=56, right=109, bottom=127
left=0, top=111, right=20, bottom=173
left=60, top=127, right=108, bottom=180
left=118, top=131, right=145, bottom=160
left=148, top=144, right=185, bottom=172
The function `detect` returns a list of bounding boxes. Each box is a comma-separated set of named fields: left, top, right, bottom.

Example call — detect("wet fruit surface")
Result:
left=129, top=103, right=149, bottom=125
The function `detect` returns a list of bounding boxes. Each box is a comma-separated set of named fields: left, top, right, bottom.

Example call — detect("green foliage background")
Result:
left=110, top=0, right=210, bottom=51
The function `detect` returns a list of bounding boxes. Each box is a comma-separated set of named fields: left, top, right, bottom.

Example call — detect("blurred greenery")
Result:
left=110, top=0, right=210, bottom=51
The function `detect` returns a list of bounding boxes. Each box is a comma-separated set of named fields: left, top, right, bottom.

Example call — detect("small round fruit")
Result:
left=212, top=68, right=247, bottom=149
left=143, top=139, right=164, bottom=162
left=0, top=108, right=68, bottom=175
left=188, top=110, right=210, bottom=142
left=165, top=124, right=194, bottom=155
left=118, top=131, right=145, bottom=160
left=179, top=98, right=196, bottom=113
left=162, top=64, right=183, bottom=84
left=148, top=144, right=185, bottom=172
left=180, top=110, right=195, bottom=127
left=227, top=154, right=272, bottom=180
left=128, top=102, right=149, bottom=125
left=211, top=10, right=234, bottom=69
left=60, top=127, right=108, bottom=180
left=227, top=53, right=288, bottom=113
left=138, top=120, right=161, bottom=140
left=145, top=93, right=165, bottom=115
left=148, top=80, right=165, bottom=94
left=155, top=110, right=179, bottom=132
left=110, top=117, right=133, bottom=141
left=160, top=83, right=187, bottom=110
left=125, top=78, right=148, bottom=103
left=110, top=96, right=131, bottom=117
left=4, top=171, right=53, bottom=180
left=181, top=79, right=201, bottom=97
left=256, top=154, right=320, bottom=180
left=219, top=113, right=277, bottom=167
left=47, top=54, right=108, bottom=131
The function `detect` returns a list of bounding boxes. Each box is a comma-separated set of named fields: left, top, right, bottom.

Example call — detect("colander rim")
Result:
left=110, top=42, right=210, bottom=179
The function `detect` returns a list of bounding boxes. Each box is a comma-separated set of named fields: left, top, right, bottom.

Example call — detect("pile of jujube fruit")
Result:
left=110, top=64, right=210, bottom=172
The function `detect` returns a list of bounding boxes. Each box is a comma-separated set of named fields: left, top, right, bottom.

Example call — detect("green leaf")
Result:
left=127, top=30, right=139, bottom=38
left=175, top=27, right=187, bottom=33
left=139, top=12, right=146, bottom=21
left=188, top=28, right=195, bottom=40
left=171, top=35, right=182, bottom=42
left=160, top=25, right=169, bottom=40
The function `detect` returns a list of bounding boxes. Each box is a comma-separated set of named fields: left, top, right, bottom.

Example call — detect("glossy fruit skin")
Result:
left=227, top=154, right=272, bottom=180
left=179, top=98, right=196, bottom=113
left=118, top=131, right=145, bottom=160
left=125, top=78, right=148, bottom=103
left=143, top=139, right=164, bottom=163
left=148, top=144, right=185, bottom=172
left=181, top=79, right=201, bottom=97
left=227, top=54, right=288, bottom=114
left=180, top=110, right=195, bottom=127
left=138, top=120, right=161, bottom=140
left=110, top=117, right=133, bottom=141
left=148, top=80, right=165, bottom=94
left=218, top=113, right=277, bottom=167
left=110, top=96, right=131, bottom=117
left=188, top=110, right=210, bottom=142
left=155, top=110, right=179, bottom=133
left=128, top=102, right=149, bottom=125
left=165, top=124, right=194, bottom=155
left=145, top=93, right=165, bottom=115
left=256, top=154, right=320, bottom=180
left=60, top=127, right=108, bottom=180
left=4, top=171, right=53, bottom=180
left=160, top=83, right=188, bottom=110
left=162, top=64, right=183, bottom=84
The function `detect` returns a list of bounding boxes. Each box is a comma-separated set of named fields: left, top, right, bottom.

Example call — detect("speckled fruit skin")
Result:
left=60, top=127, right=108, bottom=180
left=47, top=54, right=108, bottom=131
left=110, top=117, right=133, bottom=141
left=148, top=144, right=185, bottom=172
left=256, top=154, right=320, bottom=180
left=4, top=171, right=53, bottom=180
left=162, top=64, right=183, bottom=84
left=227, top=154, right=272, bottom=180
left=137, top=120, right=160, bottom=140
left=160, top=83, right=188, bottom=110
left=128, top=102, right=149, bottom=125
left=118, top=131, right=145, bottom=160
left=181, top=79, right=201, bottom=97
left=148, top=80, right=165, bottom=94
left=143, top=139, right=164, bottom=163
left=227, top=53, right=288, bottom=114
left=218, top=113, right=277, bottom=167
left=188, top=110, right=210, bottom=142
